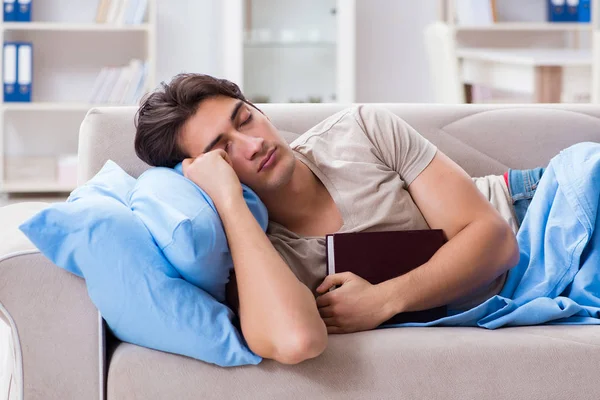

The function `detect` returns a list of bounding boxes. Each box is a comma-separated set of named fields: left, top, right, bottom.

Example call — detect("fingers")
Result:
left=326, top=326, right=344, bottom=334
left=213, top=148, right=233, bottom=166
left=318, top=306, right=334, bottom=318
left=316, top=293, right=332, bottom=308
left=316, top=272, right=354, bottom=294
left=181, top=150, right=232, bottom=177
left=181, top=158, right=194, bottom=177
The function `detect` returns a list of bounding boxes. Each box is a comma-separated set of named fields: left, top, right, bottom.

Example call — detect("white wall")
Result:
left=355, top=0, right=438, bottom=103
left=155, top=0, right=222, bottom=84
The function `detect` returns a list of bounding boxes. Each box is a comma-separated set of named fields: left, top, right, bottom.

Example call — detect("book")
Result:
left=455, top=0, right=494, bottom=26
left=326, top=229, right=448, bottom=325
left=95, top=0, right=111, bottom=23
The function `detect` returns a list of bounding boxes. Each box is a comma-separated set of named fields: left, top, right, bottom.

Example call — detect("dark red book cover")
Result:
left=326, top=229, right=448, bottom=325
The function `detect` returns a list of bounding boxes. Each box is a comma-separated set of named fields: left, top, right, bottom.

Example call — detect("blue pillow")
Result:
left=43, top=160, right=136, bottom=277
left=19, top=160, right=263, bottom=367
left=129, top=163, right=268, bottom=302
left=68, top=160, right=136, bottom=204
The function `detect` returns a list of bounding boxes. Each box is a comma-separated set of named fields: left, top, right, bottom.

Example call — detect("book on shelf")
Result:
left=455, top=0, right=497, bottom=25
left=95, top=0, right=111, bottom=23
left=325, top=229, right=448, bottom=325
left=95, top=0, right=148, bottom=24
left=89, top=59, right=147, bottom=105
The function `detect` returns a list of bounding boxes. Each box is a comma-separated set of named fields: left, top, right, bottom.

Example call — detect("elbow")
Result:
left=272, top=326, right=328, bottom=365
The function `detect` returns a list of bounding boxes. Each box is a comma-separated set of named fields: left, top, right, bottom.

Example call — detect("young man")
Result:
left=135, top=73, right=524, bottom=364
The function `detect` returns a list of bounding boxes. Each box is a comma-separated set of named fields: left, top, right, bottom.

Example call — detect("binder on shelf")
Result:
left=3, top=0, right=16, bottom=21
left=16, top=0, right=31, bottom=22
left=566, top=0, right=580, bottom=21
left=3, top=42, right=32, bottom=102
left=3, top=43, right=18, bottom=101
left=548, top=0, right=578, bottom=22
left=578, top=0, right=591, bottom=22
left=17, top=42, right=32, bottom=102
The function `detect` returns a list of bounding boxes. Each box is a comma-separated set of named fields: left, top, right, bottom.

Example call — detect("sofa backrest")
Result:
left=78, top=103, right=600, bottom=184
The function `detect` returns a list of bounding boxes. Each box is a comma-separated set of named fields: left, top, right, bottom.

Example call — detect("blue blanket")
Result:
left=387, top=142, right=600, bottom=329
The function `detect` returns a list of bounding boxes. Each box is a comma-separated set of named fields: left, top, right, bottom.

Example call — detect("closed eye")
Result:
left=239, top=113, right=253, bottom=127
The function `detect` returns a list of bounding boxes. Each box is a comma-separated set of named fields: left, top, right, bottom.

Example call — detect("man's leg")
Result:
left=506, top=167, right=546, bottom=228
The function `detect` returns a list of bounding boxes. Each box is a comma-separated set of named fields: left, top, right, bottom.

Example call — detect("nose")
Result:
left=238, top=134, right=264, bottom=160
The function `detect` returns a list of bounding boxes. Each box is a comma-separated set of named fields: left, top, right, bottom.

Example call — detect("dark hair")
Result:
left=134, top=73, right=250, bottom=168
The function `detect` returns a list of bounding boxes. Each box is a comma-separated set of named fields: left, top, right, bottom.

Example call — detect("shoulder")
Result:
left=289, top=106, right=361, bottom=148
left=291, top=105, right=390, bottom=144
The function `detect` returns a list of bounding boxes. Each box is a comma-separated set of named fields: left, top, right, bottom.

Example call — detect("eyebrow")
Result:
left=202, top=101, right=245, bottom=153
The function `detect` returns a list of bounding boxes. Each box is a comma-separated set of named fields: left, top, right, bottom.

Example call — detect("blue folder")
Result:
left=548, top=0, right=578, bottom=22
left=16, top=0, right=30, bottom=22
left=578, top=0, right=591, bottom=22
left=3, top=41, right=32, bottom=102
left=3, top=0, right=16, bottom=21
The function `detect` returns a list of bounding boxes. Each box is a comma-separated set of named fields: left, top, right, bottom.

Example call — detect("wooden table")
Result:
left=457, top=48, right=592, bottom=103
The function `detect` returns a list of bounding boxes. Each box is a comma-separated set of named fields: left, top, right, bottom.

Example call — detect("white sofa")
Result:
left=2, top=103, right=600, bottom=400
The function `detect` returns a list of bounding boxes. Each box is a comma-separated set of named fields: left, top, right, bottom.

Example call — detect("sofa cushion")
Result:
left=108, top=325, right=600, bottom=400
left=0, top=202, right=48, bottom=258
left=79, top=104, right=600, bottom=182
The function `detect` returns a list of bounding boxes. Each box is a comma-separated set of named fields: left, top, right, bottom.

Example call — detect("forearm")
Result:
left=218, top=196, right=327, bottom=362
left=380, top=217, right=519, bottom=314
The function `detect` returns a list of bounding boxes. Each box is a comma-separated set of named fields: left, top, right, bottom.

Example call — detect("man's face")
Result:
left=179, top=95, right=296, bottom=194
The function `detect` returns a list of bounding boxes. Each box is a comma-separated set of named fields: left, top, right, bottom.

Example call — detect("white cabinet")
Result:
left=0, top=0, right=157, bottom=194
left=221, top=0, right=355, bottom=104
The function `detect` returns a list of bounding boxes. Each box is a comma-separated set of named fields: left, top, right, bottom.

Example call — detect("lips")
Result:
left=258, top=148, right=276, bottom=172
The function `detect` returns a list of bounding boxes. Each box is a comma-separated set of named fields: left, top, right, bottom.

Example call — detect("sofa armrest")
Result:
left=0, top=203, right=102, bottom=400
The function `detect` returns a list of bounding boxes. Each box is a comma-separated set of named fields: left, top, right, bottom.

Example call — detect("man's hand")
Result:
left=315, top=272, right=394, bottom=334
left=182, top=149, right=243, bottom=209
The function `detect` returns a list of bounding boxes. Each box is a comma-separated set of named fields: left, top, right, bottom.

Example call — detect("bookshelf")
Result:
left=442, top=0, right=597, bottom=30
left=439, top=0, right=600, bottom=103
left=454, top=22, right=592, bottom=32
left=2, top=22, right=151, bottom=32
left=0, top=0, right=157, bottom=194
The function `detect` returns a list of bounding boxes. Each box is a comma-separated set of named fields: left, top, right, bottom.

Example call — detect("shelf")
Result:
left=2, top=102, right=134, bottom=112
left=455, top=22, right=592, bottom=32
left=1, top=22, right=150, bottom=32
left=244, top=40, right=336, bottom=48
left=1, top=181, right=75, bottom=193
left=457, top=48, right=592, bottom=66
